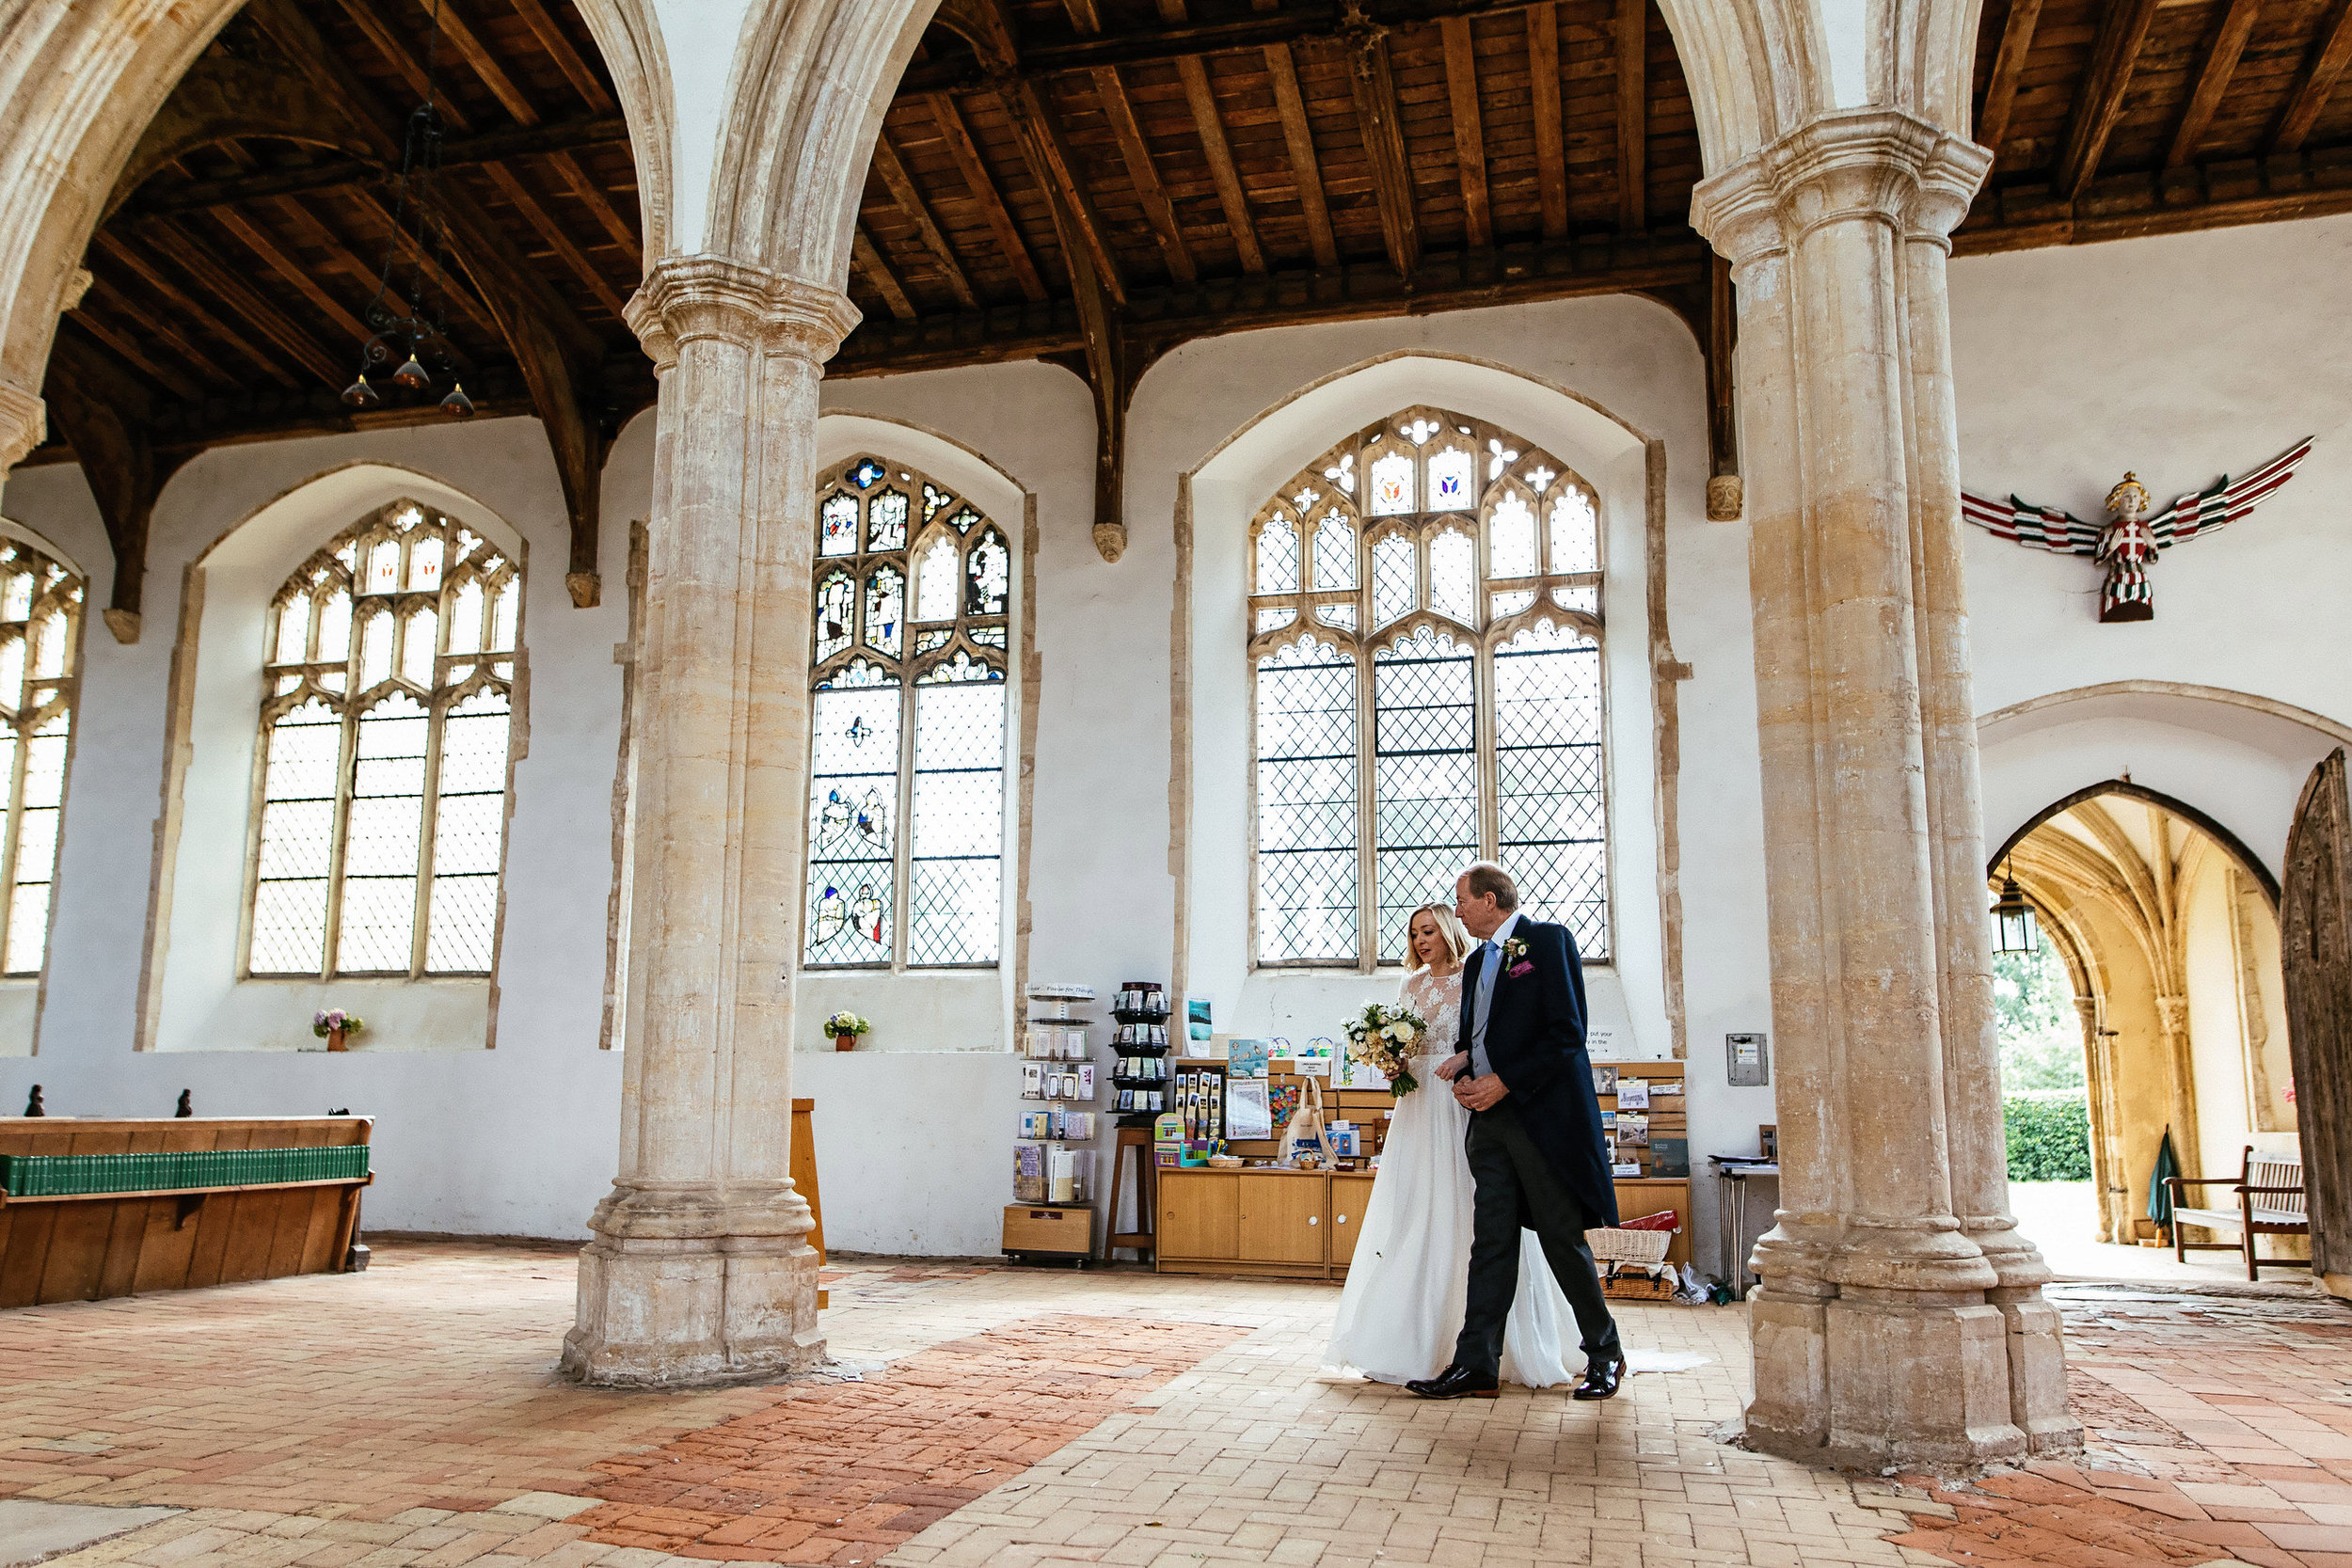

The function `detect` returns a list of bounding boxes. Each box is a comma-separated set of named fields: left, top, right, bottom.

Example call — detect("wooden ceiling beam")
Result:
left=543, top=150, right=643, bottom=263
left=868, top=131, right=981, bottom=310
left=1061, top=0, right=1103, bottom=33
left=134, top=217, right=348, bottom=387
left=852, top=225, right=919, bottom=320
left=1615, top=0, right=1645, bottom=233
left=2271, top=0, right=2352, bottom=154
left=2053, top=0, right=2160, bottom=197
left=1176, top=55, right=1265, bottom=273
left=998, top=77, right=1132, bottom=308
left=2167, top=0, right=2262, bottom=167
left=92, top=230, right=298, bottom=387
left=42, top=326, right=196, bottom=642
left=926, top=91, right=1049, bottom=302
left=82, top=274, right=240, bottom=388
left=1439, top=15, right=1489, bottom=248
left=834, top=234, right=1711, bottom=377
left=1975, top=0, right=2042, bottom=155
left=901, top=0, right=1536, bottom=92
left=480, top=162, right=631, bottom=318
left=1347, top=32, right=1420, bottom=278
left=506, top=0, right=617, bottom=112
left=333, top=0, right=472, bottom=133
left=1156, top=0, right=1188, bottom=20
left=277, top=191, right=495, bottom=355
left=1264, top=41, right=1338, bottom=267
left=407, top=0, right=541, bottom=126
left=60, top=295, right=185, bottom=388
left=206, top=207, right=373, bottom=342
left=127, top=116, right=632, bottom=217
left=1528, top=2, right=1567, bottom=240
left=1093, top=65, right=1198, bottom=283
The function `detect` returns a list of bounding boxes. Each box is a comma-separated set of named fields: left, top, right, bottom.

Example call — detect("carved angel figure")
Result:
left=1962, top=439, right=2312, bottom=622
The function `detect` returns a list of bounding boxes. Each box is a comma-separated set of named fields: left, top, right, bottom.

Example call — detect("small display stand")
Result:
left=1106, top=982, right=1171, bottom=1261
left=1005, top=984, right=1097, bottom=1267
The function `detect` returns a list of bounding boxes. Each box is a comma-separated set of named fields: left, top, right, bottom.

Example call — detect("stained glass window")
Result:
left=248, top=500, right=519, bottom=977
left=1247, top=406, right=1609, bottom=965
left=0, top=542, right=82, bottom=977
left=804, top=457, right=1011, bottom=969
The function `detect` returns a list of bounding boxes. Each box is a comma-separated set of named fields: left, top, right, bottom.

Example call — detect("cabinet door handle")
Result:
left=1308, top=1215, right=1318, bottom=1225
left=1337, top=1213, right=1348, bottom=1224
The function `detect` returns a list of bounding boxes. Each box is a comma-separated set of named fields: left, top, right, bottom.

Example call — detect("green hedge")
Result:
left=2005, top=1092, right=2091, bottom=1181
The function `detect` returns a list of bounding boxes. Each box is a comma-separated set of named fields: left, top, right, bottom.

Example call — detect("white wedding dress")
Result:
left=1323, top=965, right=1581, bottom=1387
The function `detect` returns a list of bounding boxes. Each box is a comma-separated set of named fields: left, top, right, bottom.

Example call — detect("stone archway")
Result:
left=1999, top=783, right=2298, bottom=1256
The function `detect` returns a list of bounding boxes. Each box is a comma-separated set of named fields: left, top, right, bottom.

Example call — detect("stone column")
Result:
left=1899, top=140, right=2078, bottom=1456
left=564, top=256, right=859, bottom=1386
left=1692, top=109, right=2073, bottom=1469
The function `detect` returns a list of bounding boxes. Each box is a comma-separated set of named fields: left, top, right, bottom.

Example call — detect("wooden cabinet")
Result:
left=1001, top=1203, right=1091, bottom=1259
left=1328, top=1174, right=1376, bottom=1271
left=1237, top=1173, right=1326, bottom=1265
left=1156, top=1171, right=1237, bottom=1260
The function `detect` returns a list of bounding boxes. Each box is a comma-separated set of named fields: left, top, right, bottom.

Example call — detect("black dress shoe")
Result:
left=1572, top=1354, right=1624, bottom=1400
left=1405, top=1364, right=1500, bottom=1400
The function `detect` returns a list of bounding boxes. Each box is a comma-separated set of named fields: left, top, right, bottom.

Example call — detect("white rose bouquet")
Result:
left=1343, top=1002, right=1426, bottom=1098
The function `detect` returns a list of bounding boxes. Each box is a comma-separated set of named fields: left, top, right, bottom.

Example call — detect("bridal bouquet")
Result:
left=1343, top=1003, right=1426, bottom=1097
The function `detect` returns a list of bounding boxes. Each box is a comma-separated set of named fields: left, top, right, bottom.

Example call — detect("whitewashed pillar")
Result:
left=1692, top=108, right=2074, bottom=1469
left=564, top=256, right=858, bottom=1386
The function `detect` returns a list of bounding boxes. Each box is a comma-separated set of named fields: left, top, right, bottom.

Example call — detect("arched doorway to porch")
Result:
left=1992, top=781, right=2305, bottom=1281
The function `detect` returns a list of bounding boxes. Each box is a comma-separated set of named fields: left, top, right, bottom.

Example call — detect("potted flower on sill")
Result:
left=826, top=1011, right=869, bottom=1053
left=313, top=1009, right=366, bottom=1053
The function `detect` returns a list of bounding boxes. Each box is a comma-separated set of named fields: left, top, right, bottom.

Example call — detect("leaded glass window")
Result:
left=0, top=541, right=82, bottom=976
left=248, top=500, right=518, bottom=977
left=1248, top=406, right=1609, bottom=967
left=804, top=457, right=1009, bottom=970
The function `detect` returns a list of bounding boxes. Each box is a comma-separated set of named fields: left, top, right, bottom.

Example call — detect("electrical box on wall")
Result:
left=1727, top=1032, right=1770, bottom=1086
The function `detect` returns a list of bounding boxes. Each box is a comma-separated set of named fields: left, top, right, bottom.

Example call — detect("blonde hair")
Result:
left=1406, top=904, right=1472, bottom=971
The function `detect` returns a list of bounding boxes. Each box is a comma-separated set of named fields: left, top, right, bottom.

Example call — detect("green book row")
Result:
left=0, top=1144, right=371, bottom=1198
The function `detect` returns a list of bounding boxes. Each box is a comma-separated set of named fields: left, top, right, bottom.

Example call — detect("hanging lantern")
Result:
left=1991, top=866, right=2039, bottom=955
left=341, top=373, right=381, bottom=409
left=342, top=1, right=459, bottom=416
left=438, top=382, right=474, bottom=419
left=391, top=350, right=431, bottom=390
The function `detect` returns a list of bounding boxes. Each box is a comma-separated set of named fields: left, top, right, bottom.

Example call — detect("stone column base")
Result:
left=1993, top=1288, right=2083, bottom=1453
left=1746, top=1287, right=2027, bottom=1471
left=563, top=1185, right=825, bottom=1386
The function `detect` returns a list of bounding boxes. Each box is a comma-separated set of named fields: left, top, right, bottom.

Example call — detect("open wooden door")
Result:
left=2281, top=748, right=2352, bottom=1297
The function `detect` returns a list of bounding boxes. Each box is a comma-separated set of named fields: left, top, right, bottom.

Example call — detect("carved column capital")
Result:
left=624, top=256, right=862, bottom=373
left=0, top=382, right=46, bottom=473
left=1691, top=108, right=1990, bottom=264
left=2156, top=992, right=2191, bottom=1037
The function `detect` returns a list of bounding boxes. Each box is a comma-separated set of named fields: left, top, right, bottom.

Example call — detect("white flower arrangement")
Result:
left=1343, top=1002, right=1427, bottom=1098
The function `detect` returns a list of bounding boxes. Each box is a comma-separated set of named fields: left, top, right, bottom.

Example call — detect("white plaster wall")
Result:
left=1956, top=214, right=2352, bottom=868
left=2181, top=851, right=2253, bottom=1163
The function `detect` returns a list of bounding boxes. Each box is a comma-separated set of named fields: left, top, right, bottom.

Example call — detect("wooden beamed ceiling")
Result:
left=26, top=1, right=2352, bottom=579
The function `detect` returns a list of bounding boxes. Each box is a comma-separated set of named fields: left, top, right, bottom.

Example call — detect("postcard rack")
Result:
left=1108, top=980, right=1172, bottom=1128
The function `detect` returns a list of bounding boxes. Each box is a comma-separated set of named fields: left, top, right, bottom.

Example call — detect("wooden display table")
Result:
left=0, top=1116, right=373, bottom=1307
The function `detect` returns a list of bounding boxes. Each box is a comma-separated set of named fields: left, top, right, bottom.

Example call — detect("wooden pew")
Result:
left=0, top=1116, right=373, bottom=1307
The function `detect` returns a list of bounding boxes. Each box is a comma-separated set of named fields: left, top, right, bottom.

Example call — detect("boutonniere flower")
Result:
left=1502, top=936, right=1528, bottom=964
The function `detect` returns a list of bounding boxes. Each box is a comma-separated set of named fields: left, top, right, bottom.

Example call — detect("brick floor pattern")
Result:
left=1, top=1243, right=2349, bottom=1568
left=571, top=1316, right=1247, bottom=1563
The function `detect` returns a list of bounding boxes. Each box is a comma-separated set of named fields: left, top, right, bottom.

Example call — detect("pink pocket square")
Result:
left=1507, top=960, right=1534, bottom=977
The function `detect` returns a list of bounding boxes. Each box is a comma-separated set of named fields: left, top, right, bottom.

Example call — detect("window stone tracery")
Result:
left=248, top=500, right=519, bottom=977
left=0, top=540, right=81, bottom=976
left=1249, top=406, right=1609, bottom=967
left=804, top=455, right=1008, bottom=970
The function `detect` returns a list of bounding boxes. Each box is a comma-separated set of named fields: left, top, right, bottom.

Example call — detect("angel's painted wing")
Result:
left=1961, top=489, right=2102, bottom=556
left=2149, top=437, right=2313, bottom=548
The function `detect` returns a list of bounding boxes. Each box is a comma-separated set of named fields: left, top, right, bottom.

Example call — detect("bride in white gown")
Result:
left=1324, top=904, right=1581, bottom=1387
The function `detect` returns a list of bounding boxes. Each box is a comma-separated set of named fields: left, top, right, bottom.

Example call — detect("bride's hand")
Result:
left=1435, top=1051, right=1470, bottom=1082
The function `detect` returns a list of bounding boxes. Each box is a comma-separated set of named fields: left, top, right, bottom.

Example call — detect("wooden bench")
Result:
left=2167, top=1146, right=2312, bottom=1282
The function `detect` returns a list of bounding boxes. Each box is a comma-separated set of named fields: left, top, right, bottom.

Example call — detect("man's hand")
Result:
left=1453, top=1073, right=1510, bottom=1112
left=1435, top=1051, right=1470, bottom=1083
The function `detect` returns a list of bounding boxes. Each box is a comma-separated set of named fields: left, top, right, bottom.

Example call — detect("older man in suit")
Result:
left=1406, top=861, right=1624, bottom=1401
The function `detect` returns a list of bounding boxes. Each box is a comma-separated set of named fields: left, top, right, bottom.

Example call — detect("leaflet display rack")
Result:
left=1005, top=983, right=1097, bottom=1266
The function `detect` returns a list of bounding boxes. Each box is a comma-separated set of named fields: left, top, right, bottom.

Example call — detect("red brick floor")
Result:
left=569, top=1315, right=1247, bottom=1564
left=1888, top=1283, right=2352, bottom=1568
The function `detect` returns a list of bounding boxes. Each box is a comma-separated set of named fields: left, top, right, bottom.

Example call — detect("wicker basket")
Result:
left=1587, top=1226, right=1674, bottom=1266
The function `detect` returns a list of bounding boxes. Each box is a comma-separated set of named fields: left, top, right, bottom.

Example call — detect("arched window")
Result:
left=248, top=501, right=519, bottom=977
left=804, top=455, right=1009, bottom=969
left=1249, top=406, right=1608, bottom=967
left=0, top=540, right=82, bottom=975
